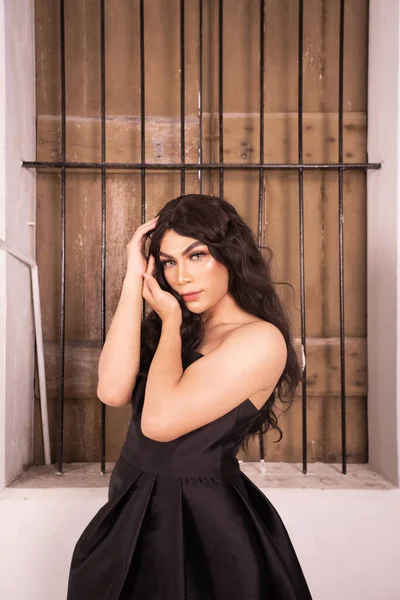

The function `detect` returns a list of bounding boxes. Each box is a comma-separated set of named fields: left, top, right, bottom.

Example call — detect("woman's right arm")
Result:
left=96, top=216, right=159, bottom=407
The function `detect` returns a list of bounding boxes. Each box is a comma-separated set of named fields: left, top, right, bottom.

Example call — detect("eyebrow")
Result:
left=159, top=241, right=204, bottom=259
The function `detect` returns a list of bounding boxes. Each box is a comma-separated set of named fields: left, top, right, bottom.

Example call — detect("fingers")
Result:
left=144, top=216, right=159, bottom=231
left=143, top=257, right=157, bottom=289
left=131, top=217, right=159, bottom=257
left=142, top=255, right=157, bottom=302
left=142, top=278, right=153, bottom=300
left=133, top=216, right=159, bottom=242
left=143, top=271, right=154, bottom=286
left=145, top=253, right=156, bottom=276
left=142, top=275, right=157, bottom=304
left=141, top=216, right=159, bottom=229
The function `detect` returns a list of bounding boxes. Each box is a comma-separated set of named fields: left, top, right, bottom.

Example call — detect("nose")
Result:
left=177, top=262, right=193, bottom=285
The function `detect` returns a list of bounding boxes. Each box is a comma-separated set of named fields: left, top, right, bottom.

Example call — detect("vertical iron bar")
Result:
left=338, top=0, right=347, bottom=474
left=100, top=0, right=106, bottom=475
left=199, top=0, right=203, bottom=193
left=140, top=0, right=145, bottom=222
left=218, top=0, right=223, bottom=197
left=258, top=0, right=265, bottom=471
left=180, top=0, right=185, bottom=195
left=140, top=0, right=147, bottom=318
left=57, top=0, right=66, bottom=475
left=298, top=0, right=308, bottom=474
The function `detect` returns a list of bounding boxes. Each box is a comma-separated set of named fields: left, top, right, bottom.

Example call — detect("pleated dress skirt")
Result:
left=66, top=350, right=313, bottom=600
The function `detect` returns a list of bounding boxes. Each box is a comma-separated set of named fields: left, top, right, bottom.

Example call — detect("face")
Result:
left=159, top=230, right=229, bottom=313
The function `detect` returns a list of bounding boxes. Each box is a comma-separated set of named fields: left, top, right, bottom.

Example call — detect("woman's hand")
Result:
left=126, top=216, right=159, bottom=277
left=142, top=255, right=182, bottom=323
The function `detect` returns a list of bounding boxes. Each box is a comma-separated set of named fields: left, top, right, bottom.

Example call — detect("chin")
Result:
left=185, top=305, right=204, bottom=314
left=184, top=299, right=208, bottom=314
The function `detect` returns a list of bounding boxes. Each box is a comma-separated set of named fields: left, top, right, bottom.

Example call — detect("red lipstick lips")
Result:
left=181, top=291, right=202, bottom=302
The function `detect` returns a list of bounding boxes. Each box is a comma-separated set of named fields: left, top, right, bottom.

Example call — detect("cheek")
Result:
left=202, top=259, right=229, bottom=289
left=163, top=269, right=173, bottom=284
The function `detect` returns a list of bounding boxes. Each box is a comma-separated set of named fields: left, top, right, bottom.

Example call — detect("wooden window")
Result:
left=28, top=0, right=377, bottom=473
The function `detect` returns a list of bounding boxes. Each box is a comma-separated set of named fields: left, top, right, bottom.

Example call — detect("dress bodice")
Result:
left=120, top=349, right=259, bottom=478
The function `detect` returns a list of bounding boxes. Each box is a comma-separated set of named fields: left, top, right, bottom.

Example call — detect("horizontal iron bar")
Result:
left=22, top=160, right=381, bottom=170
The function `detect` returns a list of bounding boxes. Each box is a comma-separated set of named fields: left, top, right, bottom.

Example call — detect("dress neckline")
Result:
left=192, top=349, right=205, bottom=356
left=190, top=349, right=259, bottom=414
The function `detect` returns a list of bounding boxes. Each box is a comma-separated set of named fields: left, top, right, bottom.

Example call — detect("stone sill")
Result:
left=0, top=461, right=397, bottom=499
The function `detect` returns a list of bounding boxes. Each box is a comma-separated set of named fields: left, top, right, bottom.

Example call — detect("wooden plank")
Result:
left=202, top=0, right=368, bottom=114
left=35, top=391, right=367, bottom=464
left=36, top=111, right=366, bottom=165
left=38, top=336, right=367, bottom=399
left=263, top=168, right=367, bottom=337
left=33, top=396, right=131, bottom=464
left=36, top=0, right=368, bottom=118
left=238, top=395, right=367, bottom=464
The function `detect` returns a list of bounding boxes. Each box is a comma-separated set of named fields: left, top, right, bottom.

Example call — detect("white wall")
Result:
left=367, top=0, right=400, bottom=487
left=0, top=486, right=400, bottom=600
left=0, top=0, right=6, bottom=498
left=0, top=0, right=36, bottom=491
left=1, top=1, right=400, bottom=600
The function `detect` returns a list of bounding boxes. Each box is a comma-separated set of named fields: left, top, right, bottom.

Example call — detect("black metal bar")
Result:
left=338, top=0, right=347, bottom=474
left=140, top=0, right=145, bottom=223
left=57, top=0, right=66, bottom=475
left=257, top=0, right=265, bottom=275
left=199, top=0, right=203, bottom=193
left=218, top=0, right=223, bottom=197
left=180, top=0, right=185, bottom=194
left=140, top=0, right=146, bottom=319
left=257, top=0, right=265, bottom=468
left=100, top=0, right=106, bottom=476
left=298, top=0, right=308, bottom=475
left=22, top=160, right=381, bottom=171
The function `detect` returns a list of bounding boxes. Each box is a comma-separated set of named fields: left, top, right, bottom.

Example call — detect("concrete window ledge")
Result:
left=0, top=461, right=396, bottom=499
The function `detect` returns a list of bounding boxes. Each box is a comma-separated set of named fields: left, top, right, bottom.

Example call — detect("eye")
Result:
left=190, top=252, right=205, bottom=260
left=161, top=259, right=174, bottom=268
left=160, top=251, right=206, bottom=268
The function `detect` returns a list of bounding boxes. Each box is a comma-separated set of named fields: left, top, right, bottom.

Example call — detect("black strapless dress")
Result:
left=66, top=349, right=313, bottom=599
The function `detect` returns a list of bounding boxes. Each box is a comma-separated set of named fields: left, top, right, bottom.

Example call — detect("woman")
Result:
left=66, top=193, right=313, bottom=600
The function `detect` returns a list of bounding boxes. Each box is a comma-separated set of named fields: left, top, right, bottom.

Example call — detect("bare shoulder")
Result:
left=212, top=319, right=287, bottom=392
left=225, top=319, right=287, bottom=359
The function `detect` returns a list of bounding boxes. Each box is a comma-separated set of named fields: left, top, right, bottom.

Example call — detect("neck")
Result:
left=201, top=293, right=245, bottom=332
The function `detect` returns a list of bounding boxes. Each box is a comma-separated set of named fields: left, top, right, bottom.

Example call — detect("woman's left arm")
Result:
left=141, top=319, right=287, bottom=443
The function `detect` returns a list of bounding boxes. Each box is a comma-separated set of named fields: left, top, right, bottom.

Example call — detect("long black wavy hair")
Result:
left=134, top=193, right=302, bottom=452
